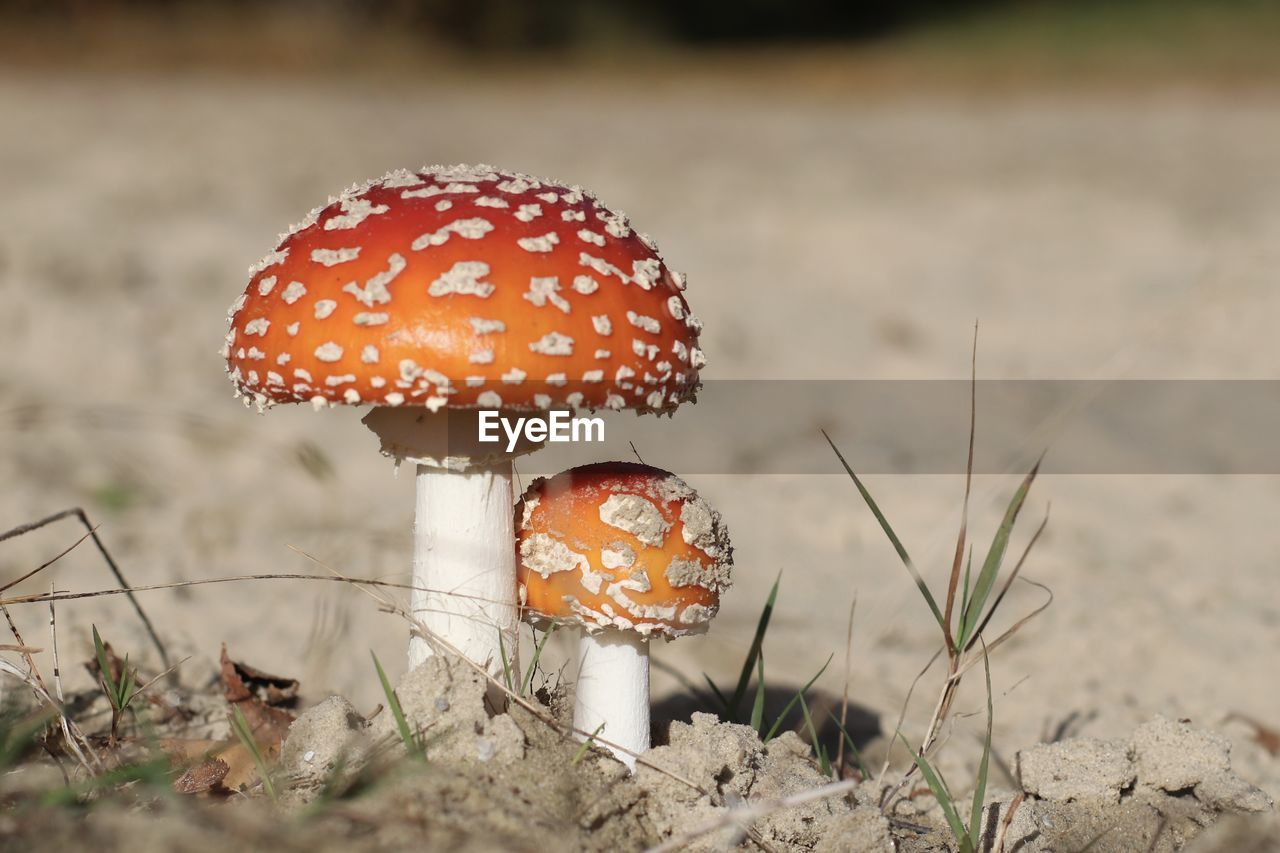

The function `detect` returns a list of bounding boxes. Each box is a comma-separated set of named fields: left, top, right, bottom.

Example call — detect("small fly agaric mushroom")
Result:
left=515, top=462, right=732, bottom=768
left=222, top=165, right=706, bottom=678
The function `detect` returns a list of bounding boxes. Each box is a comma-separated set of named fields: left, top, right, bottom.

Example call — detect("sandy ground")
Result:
left=2, top=64, right=1278, bottom=810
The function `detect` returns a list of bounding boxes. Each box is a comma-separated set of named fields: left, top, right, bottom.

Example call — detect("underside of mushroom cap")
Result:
left=515, top=462, right=732, bottom=639
left=223, top=165, right=705, bottom=414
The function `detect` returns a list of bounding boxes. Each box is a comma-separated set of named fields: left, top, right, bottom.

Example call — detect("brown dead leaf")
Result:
left=219, top=644, right=299, bottom=707
left=219, top=645, right=296, bottom=758
left=173, top=758, right=229, bottom=794
left=162, top=738, right=262, bottom=793
left=214, top=741, right=264, bottom=791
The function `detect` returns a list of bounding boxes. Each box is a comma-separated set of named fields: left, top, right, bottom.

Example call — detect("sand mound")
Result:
left=270, top=655, right=1271, bottom=851
left=996, top=716, right=1272, bottom=852
left=2, top=653, right=1271, bottom=852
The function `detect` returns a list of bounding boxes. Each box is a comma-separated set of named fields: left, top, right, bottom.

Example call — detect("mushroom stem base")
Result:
left=575, top=630, right=649, bottom=770
left=408, top=462, right=519, bottom=680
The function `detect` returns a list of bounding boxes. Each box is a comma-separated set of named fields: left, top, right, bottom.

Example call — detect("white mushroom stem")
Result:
left=364, top=406, right=546, bottom=681
left=575, top=629, right=649, bottom=770
left=408, top=461, right=518, bottom=675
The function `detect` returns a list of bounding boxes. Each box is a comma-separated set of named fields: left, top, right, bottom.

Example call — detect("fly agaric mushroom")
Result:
left=222, top=165, right=706, bottom=678
left=515, top=462, right=732, bottom=768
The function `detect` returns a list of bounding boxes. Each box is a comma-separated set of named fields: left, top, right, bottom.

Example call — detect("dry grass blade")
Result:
left=132, top=657, right=193, bottom=702
left=943, top=323, right=980, bottom=653
left=953, top=579, right=1053, bottom=680
left=0, top=507, right=171, bottom=675
left=0, top=601, right=103, bottom=769
left=992, top=792, right=1025, bottom=853
left=48, top=586, right=97, bottom=773
left=836, top=594, right=856, bottom=777
left=876, top=646, right=944, bottom=797
left=1, top=603, right=44, bottom=691
left=0, top=658, right=101, bottom=772
left=1, top=596, right=99, bottom=772
left=3, top=573, right=415, bottom=607
left=0, top=527, right=94, bottom=595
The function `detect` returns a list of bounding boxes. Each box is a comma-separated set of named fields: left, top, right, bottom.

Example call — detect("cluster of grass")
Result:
left=697, top=344, right=1047, bottom=849
left=820, top=352, right=1047, bottom=847
left=498, top=623, right=558, bottom=700
left=703, top=574, right=862, bottom=779
left=91, top=625, right=137, bottom=747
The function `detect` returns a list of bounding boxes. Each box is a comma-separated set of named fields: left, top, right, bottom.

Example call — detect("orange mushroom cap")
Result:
left=223, top=165, right=704, bottom=413
left=515, top=462, right=732, bottom=639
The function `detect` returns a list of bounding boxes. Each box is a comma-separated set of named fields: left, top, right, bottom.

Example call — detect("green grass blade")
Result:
left=747, top=648, right=762, bottom=727
left=968, top=645, right=995, bottom=851
left=797, top=694, right=831, bottom=777
left=119, top=655, right=135, bottom=710
left=521, top=624, right=557, bottom=697
left=572, top=723, right=606, bottom=765
left=497, top=630, right=514, bottom=694
left=762, top=653, right=834, bottom=742
left=827, top=711, right=871, bottom=780
left=957, top=458, right=1040, bottom=649
left=91, top=625, right=119, bottom=710
left=900, top=733, right=969, bottom=848
left=703, top=674, right=730, bottom=713
left=729, top=572, right=780, bottom=721
left=967, top=509, right=1050, bottom=651
left=372, top=652, right=422, bottom=761
left=823, top=431, right=946, bottom=632
left=230, top=705, right=277, bottom=801
left=750, top=651, right=766, bottom=733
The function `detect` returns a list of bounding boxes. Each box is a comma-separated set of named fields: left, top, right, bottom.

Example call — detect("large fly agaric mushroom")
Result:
left=515, top=462, right=732, bottom=768
left=222, top=165, right=706, bottom=677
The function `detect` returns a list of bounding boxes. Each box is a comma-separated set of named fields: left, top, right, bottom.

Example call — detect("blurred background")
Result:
left=2, top=0, right=1278, bottom=790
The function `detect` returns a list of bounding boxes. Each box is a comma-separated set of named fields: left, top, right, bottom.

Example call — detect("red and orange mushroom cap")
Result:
left=515, top=462, right=732, bottom=639
left=223, top=165, right=704, bottom=413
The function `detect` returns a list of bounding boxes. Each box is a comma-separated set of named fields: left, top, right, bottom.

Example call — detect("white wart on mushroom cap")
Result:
left=222, top=164, right=705, bottom=414
left=515, top=462, right=733, bottom=638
